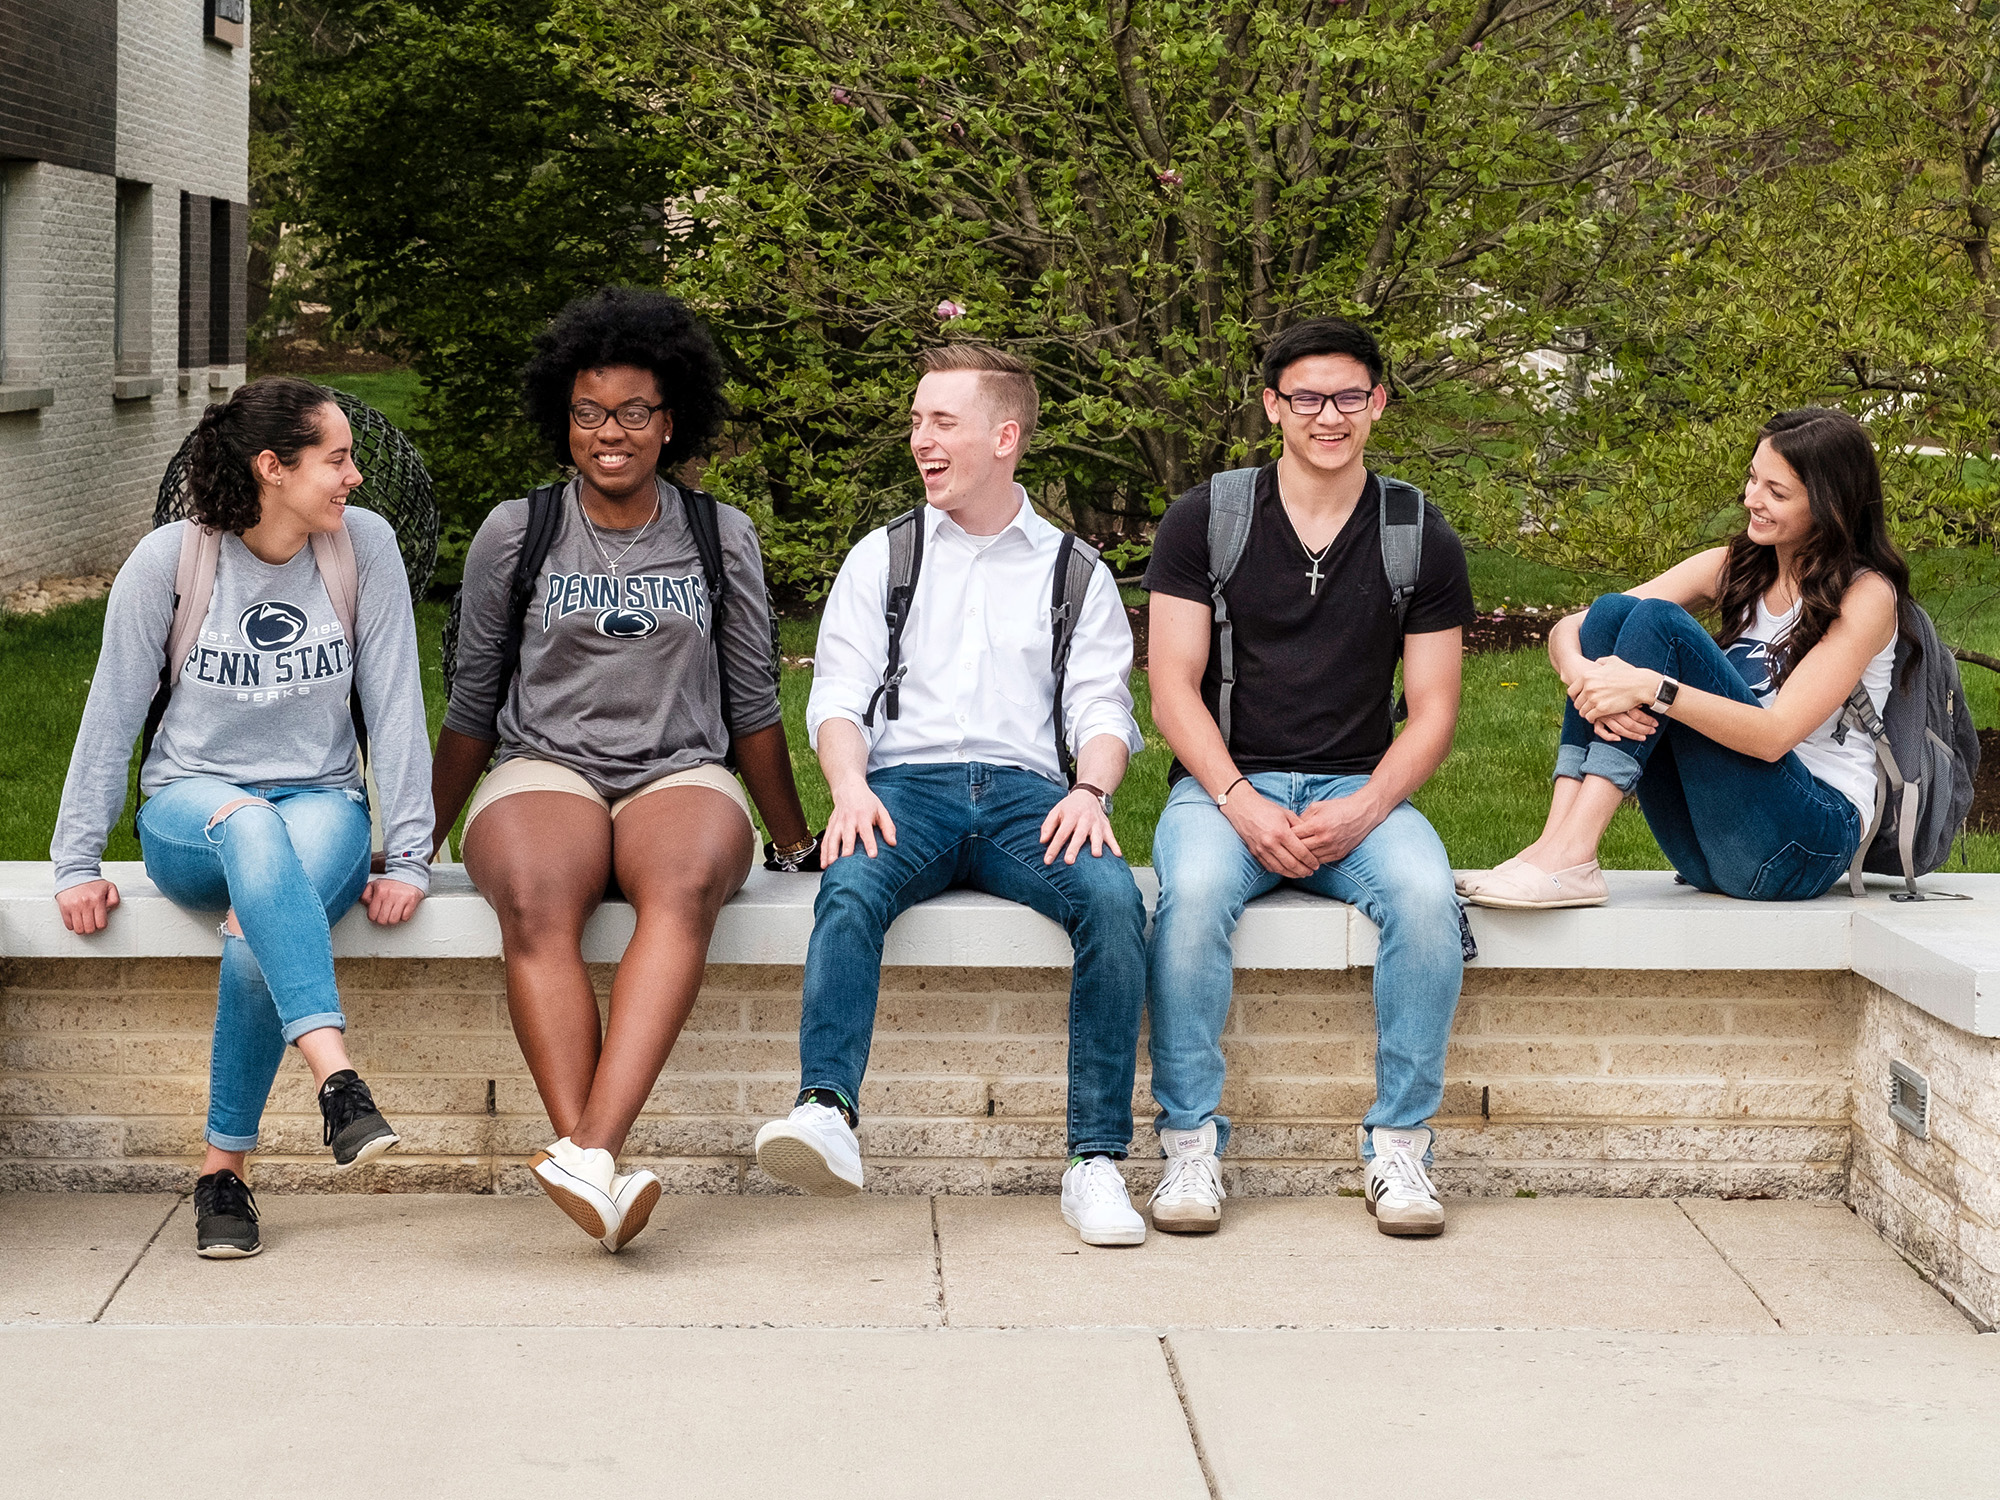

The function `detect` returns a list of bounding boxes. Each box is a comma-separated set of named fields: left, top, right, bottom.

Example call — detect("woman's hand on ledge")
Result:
left=361, top=878, right=424, bottom=926
left=55, top=879, right=120, bottom=935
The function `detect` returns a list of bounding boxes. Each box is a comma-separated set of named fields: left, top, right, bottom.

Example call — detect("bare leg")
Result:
left=201, top=1146, right=247, bottom=1177
left=1517, top=775, right=1626, bottom=870
left=569, top=789, right=753, bottom=1155
left=464, top=791, right=614, bottom=1141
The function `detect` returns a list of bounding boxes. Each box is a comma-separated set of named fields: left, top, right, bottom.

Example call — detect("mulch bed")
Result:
left=1974, top=729, right=2000, bottom=834
left=1125, top=604, right=1563, bottom=670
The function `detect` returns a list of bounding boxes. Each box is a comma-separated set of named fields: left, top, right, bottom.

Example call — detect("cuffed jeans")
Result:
left=1559, top=593, right=1862, bottom=899
left=799, top=762, right=1147, bottom=1157
left=136, top=778, right=373, bottom=1151
left=1148, top=773, right=1464, bottom=1159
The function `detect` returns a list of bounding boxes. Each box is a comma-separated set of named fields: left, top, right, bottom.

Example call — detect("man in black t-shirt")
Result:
left=1142, top=318, right=1476, bottom=1237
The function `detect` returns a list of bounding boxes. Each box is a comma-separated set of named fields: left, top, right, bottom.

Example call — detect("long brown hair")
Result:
left=1712, top=408, right=1915, bottom=687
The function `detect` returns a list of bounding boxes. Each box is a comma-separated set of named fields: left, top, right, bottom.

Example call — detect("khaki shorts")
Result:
left=463, top=757, right=758, bottom=861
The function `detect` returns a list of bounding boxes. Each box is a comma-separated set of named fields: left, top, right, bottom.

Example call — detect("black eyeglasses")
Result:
left=570, top=400, right=667, bottom=430
left=1272, top=387, right=1375, bottom=415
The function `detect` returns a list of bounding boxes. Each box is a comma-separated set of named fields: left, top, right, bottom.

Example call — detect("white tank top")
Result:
left=1722, top=591, right=1895, bottom=825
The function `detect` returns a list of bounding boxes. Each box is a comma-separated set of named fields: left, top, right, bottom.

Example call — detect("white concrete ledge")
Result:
left=0, top=384, right=55, bottom=414
left=3, top=863, right=1995, bottom=1035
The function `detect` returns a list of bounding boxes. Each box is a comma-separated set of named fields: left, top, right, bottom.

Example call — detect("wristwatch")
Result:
left=1650, top=675, right=1681, bottom=714
left=1073, top=781, right=1114, bottom=816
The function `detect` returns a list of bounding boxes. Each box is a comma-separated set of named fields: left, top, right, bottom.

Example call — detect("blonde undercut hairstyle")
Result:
left=919, top=344, right=1039, bottom=449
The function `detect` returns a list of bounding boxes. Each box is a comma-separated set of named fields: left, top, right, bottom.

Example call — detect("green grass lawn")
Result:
left=8, top=549, right=1997, bottom=872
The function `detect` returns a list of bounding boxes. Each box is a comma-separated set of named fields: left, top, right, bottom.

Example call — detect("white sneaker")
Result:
left=1061, top=1155, right=1147, bottom=1246
left=1148, top=1121, right=1225, bottom=1234
left=530, top=1137, right=622, bottom=1243
left=603, top=1168, right=662, bottom=1253
left=1362, top=1125, right=1445, bottom=1236
left=754, top=1103, right=864, bottom=1196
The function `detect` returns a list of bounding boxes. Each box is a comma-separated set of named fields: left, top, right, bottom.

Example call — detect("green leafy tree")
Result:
left=556, top=0, right=1886, bottom=591
left=254, top=0, right=682, bottom=573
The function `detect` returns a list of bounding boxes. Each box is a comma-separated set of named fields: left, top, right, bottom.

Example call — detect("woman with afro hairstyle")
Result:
left=431, top=287, right=813, bottom=1252
left=52, top=376, right=434, bottom=1259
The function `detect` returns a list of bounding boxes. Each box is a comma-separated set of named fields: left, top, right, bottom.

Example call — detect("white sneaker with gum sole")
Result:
left=530, top=1137, right=622, bottom=1243
left=754, top=1103, right=864, bottom=1196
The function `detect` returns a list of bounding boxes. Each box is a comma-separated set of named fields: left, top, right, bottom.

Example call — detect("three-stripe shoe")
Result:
left=1362, top=1126, right=1446, bottom=1236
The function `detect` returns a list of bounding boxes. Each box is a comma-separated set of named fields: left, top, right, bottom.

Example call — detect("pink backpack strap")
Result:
left=310, top=521, right=360, bottom=650
left=165, top=523, right=223, bottom=679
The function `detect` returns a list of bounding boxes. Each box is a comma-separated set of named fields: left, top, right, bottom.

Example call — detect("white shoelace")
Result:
left=1150, top=1152, right=1225, bottom=1207
left=1373, top=1144, right=1438, bottom=1203
left=1069, top=1156, right=1131, bottom=1207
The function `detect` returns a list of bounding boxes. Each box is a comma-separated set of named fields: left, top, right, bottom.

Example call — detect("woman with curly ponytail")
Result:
left=51, top=376, right=437, bottom=1259
left=1463, top=408, right=1908, bottom=908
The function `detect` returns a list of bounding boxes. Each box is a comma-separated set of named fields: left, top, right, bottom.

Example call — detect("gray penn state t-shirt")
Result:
left=52, top=508, right=435, bottom=891
left=443, top=479, right=781, bottom=798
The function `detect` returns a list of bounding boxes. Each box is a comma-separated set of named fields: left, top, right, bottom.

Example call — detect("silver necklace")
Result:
left=577, top=484, right=661, bottom=578
left=1277, top=480, right=1338, bottom=596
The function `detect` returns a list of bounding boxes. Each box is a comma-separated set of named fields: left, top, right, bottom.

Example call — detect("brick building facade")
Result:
left=0, top=0, right=249, bottom=593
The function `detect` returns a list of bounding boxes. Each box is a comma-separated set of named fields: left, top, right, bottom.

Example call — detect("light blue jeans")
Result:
left=136, top=777, right=373, bottom=1151
left=1147, top=772, right=1464, bottom=1159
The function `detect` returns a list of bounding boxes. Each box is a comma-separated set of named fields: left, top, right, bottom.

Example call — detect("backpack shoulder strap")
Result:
left=1377, top=475, right=1425, bottom=634
left=309, top=521, right=360, bottom=649
left=1205, top=467, right=1261, bottom=748
left=679, top=486, right=736, bottom=745
left=864, top=508, right=926, bottom=726
left=142, top=522, right=222, bottom=761
left=1049, top=532, right=1102, bottom=786
left=497, top=482, right=567, bottom=696
left=166, top=522, right=222, bottom=682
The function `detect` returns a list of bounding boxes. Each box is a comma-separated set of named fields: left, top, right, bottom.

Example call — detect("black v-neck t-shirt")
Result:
left=1143, top=465, right=1475, bottom=781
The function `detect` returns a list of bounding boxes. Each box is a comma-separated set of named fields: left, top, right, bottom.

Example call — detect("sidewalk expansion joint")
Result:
left=1673, top=1198, right=1784, bottom=1331
left=1158, top=1334, right=1222, bottom=1500
left=929, top=1196, right=949, bottom=1327
left=91, top=1194, right=182, bottom=1324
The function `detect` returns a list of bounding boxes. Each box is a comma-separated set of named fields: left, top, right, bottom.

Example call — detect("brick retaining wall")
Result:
left=0, top=959, right=1856, bottom=1200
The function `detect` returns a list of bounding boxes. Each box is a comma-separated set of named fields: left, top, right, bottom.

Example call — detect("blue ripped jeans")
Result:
left=136, top=778, right=373, bottom=1151
left=1148, top=773, right=1464, bottom=1160
left=1559, top=594, right=1862, bottom=899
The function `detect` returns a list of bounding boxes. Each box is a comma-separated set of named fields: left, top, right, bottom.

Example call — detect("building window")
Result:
left=115, top=181, right=152, bottom=373
left=179, top=191, right=209, bottom=371
left=207, top=198, right=246, bottom=369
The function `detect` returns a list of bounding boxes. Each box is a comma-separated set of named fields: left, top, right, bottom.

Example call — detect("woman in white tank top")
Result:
left=1462, top=408, right=1911, bottom=908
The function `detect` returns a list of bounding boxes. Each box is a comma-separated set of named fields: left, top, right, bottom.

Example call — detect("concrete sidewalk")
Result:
left=5, top=1192, right=1995, bottom=1498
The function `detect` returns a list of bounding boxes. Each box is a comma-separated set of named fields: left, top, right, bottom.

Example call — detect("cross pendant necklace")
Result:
left=1278, top=477, right=1336, bottom=596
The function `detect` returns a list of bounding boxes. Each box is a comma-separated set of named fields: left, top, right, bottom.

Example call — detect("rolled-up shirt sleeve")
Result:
left=1062, top=561, right=1144, bottom=757
left=805, top=528, right=892, bottom=751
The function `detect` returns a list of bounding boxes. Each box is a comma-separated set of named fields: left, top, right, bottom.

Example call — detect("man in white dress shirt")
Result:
left=753, top=345, right=1152, bottom=1245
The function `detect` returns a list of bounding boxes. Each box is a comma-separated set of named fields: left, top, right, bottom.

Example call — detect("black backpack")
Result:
left=1831, top=601, right=1981, bottom=899
left=861, top=506, right=1104, bottom=785
left=442, top=482, right=778, bottom=766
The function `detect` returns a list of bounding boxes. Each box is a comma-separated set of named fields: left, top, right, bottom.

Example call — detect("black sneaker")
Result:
left=194, top=1169, right=261, bottom=1258
left=318, top=1069, right=400, bottom=1168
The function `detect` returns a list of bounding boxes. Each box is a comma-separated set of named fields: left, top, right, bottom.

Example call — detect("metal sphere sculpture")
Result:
left=154, top=385, right=439, bottom=600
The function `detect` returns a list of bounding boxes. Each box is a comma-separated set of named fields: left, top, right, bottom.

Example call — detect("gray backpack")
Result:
left=1206, top=466, right=1426, bottom=742
left=1833, top=602, right=1981, bottom=899
left=862, top=507, right=1102, bottom=784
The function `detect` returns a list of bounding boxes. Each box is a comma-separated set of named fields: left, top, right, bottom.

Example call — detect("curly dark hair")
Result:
left=522, top=287, right=728, bottom=473
left=184, top=376, right=337, bottom=534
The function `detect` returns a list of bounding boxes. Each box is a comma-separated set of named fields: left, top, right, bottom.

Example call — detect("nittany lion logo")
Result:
left=596, top=608, right=659, bottom=639
left=1726, top=639, right=1776, bottom=698
left=239, top=600, right=310, bottom=651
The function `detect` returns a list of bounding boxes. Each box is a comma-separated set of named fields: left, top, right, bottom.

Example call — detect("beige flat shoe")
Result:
left=1463, top=858, right=1608, bottom=909
left=1456, top=857, right=1529, bottom=898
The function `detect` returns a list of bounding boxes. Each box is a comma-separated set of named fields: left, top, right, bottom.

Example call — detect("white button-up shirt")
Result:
left=807, top=489, right=1144, bottom=782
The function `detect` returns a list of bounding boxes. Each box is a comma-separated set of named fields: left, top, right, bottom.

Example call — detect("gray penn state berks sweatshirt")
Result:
left=51, top=508, right=434, bottom=893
